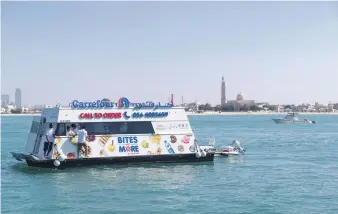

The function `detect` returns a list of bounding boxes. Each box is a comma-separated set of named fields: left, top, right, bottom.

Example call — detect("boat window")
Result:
left=55, top=123, right=67, bottom=136
left=55, top=122, right=155, bottom=136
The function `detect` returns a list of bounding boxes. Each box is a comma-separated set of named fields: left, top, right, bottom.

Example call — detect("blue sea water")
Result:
left=1, top=115, right=338, bottom=214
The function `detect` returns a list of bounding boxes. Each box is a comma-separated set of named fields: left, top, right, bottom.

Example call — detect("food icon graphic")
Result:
left=108, top=140, right=115, bottom=152
left=170, top=135, right=177, bottom=143
left=53, top=151, right=60, bottom=159
left=67, top=152, right=75, bottom=159
left=178, top=145, right=184, bottom=152
left=70, top=137, right=77, bottom=144
left=156, top=147, right=162, bottom=154
left=142, top=140, right=149, bottom=148
left=86, top=135, right=96, bottom=142
left=189, top=145, right=196, bottom=152
left=181, top=136, right=190, bottom=144
left=100, top=150, right=105, bottom=156
left=54, top=137, right=62, bottom=147
left=164, top=140, right=175, bottom=154
left=79, top=145, right=91, bottom=157
left=150, top=134, right=161, bottom=145
left=99, top=135, right=110, bottom=146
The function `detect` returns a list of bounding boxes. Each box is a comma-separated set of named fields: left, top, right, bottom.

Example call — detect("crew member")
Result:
left=77, top=125, right=88, bottom=158
left=66, top=125, right=76, bottom=137
left=44, top=123, right=55, bottom=158
left=71, top=123, right=79, bottom=134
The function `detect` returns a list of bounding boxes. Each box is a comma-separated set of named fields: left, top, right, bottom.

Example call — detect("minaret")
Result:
left=221, top=76, right=226, bottom=105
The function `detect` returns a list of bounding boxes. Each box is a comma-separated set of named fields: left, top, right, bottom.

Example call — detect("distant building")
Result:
left=15, top=88, right=22, bottom=108
left=184, top=102, right=199, bottom=112
left=1, top=94, right=10, bottom=107
left=328, top=103, right=334, bottom=112
left=225, top=92, right=255, bottom=111
left=221, top=76, right=226, bottom=105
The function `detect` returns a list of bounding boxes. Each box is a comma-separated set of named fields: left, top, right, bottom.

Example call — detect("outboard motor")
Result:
left=232, top=140, right=245, bottom=154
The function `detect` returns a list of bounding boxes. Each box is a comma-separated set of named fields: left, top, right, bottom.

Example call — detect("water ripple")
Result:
left=2, top=115, right=338, bottom=213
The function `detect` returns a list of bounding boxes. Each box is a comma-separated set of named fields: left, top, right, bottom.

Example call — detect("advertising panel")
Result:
left=53, top=134, right=196, bottom=159
left=152, top=121, right=193, bottom=134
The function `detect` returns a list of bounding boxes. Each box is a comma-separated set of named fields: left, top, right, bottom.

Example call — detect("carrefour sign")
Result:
left=70, top=97, right=173, bottom=110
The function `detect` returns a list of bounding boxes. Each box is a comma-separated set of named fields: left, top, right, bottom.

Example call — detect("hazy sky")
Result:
left=2, top=1, right=338, bottom=106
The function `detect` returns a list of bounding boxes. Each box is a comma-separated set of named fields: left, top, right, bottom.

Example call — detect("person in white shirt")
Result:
left=77, top=125, right=88, bottom=157
left=44, top=123, right=55, bottom=158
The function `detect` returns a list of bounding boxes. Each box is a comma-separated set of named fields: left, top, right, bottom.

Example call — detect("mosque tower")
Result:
left=221, top=76, right=226, bottom=105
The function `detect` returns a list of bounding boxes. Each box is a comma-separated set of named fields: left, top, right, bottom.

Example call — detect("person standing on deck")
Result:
left=67, top=125, right=76, bottom=137
left=44, top=123, right=55, bottom=158
left=71, top=123, right=79, bottom=135
left=77, top=125, right=88, bottom=158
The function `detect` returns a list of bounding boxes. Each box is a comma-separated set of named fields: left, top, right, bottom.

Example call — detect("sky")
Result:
left=1, top=1, right=338, bottom=106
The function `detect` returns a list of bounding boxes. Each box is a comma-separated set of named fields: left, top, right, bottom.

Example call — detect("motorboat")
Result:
left=215, top=140, right=245, bottom=156
left=200, top=138, right=245, bottom=157
left=272, top=112, right=315, bottom=124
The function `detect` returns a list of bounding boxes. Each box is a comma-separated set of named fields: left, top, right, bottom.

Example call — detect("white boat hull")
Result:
left=272, top=119, right=303, bottom=124
left=215, top=151, right=239, bottom=156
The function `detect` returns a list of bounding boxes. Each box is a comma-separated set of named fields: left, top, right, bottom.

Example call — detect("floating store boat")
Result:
left=11, top=97, right=214, bottom=169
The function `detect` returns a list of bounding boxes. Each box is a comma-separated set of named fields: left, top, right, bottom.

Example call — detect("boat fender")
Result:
left=195, top=151, right=201, bottom=158
left=57, top=153, right=67, bottom=162
left=53, top=160, right=60, bottom=167
left=201, top=150, right=207, bottom=157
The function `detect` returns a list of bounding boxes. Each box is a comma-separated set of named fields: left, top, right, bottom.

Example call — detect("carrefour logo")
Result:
left=118, top=97, right=130, bottom=108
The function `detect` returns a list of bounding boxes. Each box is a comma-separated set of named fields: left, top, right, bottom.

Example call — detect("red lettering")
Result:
left=79, top=113, right=93, bottom=119
left=80, top=112, right=122, bottom=119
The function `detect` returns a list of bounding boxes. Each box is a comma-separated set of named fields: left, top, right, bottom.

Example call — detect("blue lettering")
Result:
left=131, top=146, right=139, bottom=152
left=72, top=100, right=79, bottom=108
left=118, top=145, right=139, bottom=153
left=117, top=137, right=138, bottom=144
left=123, top=112, right=130, bottom=119
left=71, top=98, right=172, bottom=109
left=119, top=146, right=126, bottom=152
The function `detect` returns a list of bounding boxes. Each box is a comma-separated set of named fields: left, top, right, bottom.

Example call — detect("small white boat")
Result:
left=272, top=112, right=300, bottom=124
left=272, top=113, right=316, bottom=124
left=216, top=146, right=240, bottom=156
left=200, top=138, right=245, bottom=157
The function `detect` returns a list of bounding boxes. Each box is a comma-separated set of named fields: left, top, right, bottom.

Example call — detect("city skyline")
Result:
left=2, top=2, right=338, bottom=106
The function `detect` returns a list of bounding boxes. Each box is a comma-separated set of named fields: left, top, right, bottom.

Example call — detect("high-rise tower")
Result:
left=221, top=76, right=226, bottom=105
left=15, top=88, right=22, bottom=108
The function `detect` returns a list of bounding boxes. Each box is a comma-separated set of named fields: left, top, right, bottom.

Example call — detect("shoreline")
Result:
left=1, top=112, right=338, bottom=117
